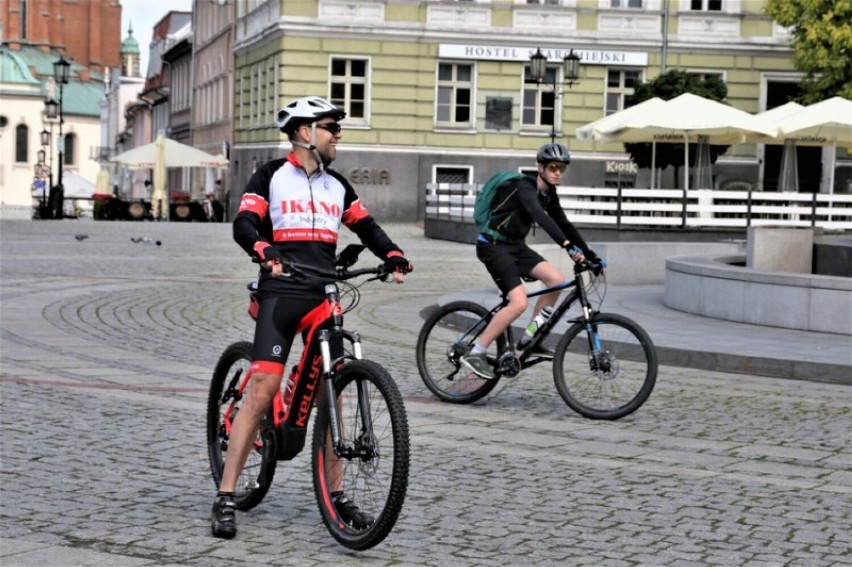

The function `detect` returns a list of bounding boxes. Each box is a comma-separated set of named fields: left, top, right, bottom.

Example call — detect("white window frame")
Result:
left=329, top=55, right=371, bottom=127
left=609, top=0, right=643, bottom=7
left=684, top=0, right=724, bottom=11
left=433, top=165, right=473, bottom=185
left=604, top=68, right=643, bottom=116
left=435, top=62, right=475, bottom=129
left=521, top=64, right=560, bottom=134
left=687, top=69, right=727, bottom=83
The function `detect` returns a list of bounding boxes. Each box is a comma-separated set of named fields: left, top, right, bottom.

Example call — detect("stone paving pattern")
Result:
left=0, top=219, right=849, bottom=566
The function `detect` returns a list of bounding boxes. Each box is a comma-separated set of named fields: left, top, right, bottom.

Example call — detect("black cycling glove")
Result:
left=253, top=243, right=282, bottom=265
left=384, top=253, right=413, bottom=274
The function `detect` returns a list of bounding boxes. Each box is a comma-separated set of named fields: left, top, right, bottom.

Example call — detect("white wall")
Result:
left=0, top=94, right=102, bottom=219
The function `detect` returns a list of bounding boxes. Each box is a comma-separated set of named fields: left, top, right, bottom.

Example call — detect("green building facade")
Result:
left=230, top=0, right=812, bottom=221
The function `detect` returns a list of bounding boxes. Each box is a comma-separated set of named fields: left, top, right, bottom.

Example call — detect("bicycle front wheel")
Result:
left=553, top=313, right=657, bottom=420
left=207, top=341, right=276, bottom=511
left=312, top=360, right=409, bottom=550
left=415, top=301, right=502, bottom=404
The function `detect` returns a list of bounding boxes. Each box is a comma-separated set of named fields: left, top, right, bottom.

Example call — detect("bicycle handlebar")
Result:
left=255, top=258, right=391, bottom=282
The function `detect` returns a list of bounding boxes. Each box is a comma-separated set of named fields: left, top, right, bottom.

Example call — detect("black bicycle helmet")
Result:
left=536, top=143, right=571, bottom=164
left=276, top=96, right=346, bottom=136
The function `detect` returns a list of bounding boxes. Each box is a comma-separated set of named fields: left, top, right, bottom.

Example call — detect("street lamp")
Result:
left=39, top=127, right=52, bottom=215
left=53, top=55, right=71, bottom=219
left=528, top=48, right=581, bottom=143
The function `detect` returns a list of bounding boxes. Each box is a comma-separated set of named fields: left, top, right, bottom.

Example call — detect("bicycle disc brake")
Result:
left=590, top=350, right=619, bottom=380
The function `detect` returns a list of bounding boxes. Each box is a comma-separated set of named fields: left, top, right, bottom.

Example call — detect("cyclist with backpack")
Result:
left=211, top=96, right=412, bottom=539
left=461, top=143, right=600, bottom=379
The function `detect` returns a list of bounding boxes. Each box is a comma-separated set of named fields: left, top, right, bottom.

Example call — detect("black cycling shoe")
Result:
left=333, top=494, right=374, bottom=529
left=211, top=494, right=237, bottom=539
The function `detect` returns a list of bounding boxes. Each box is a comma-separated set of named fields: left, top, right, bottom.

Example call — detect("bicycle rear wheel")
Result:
left=207, top=341, right=276, bottom=511
left=553, top=313, right=657, bottom=420
left=415, top=301, right=502, bottom=404
left=312, top=360, right=409, bottom=550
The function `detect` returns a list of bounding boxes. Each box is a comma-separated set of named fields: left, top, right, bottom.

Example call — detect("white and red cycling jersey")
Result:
left=234, top=152, right=403, bottom=298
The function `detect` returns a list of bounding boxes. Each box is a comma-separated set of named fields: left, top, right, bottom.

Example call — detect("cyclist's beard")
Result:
left=313, top=148, right=333, bottom=168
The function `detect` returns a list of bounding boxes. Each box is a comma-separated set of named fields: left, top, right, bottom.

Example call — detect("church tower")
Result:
left=120, top=22, right=141, bottom=78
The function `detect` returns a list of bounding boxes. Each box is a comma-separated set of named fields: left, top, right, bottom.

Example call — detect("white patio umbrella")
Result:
left=750, top=102, right=805, bottom=192
left=774, top=96, right=852, bottom=194
left=595, top=93, right=776, bottom=191
left=575, top=97, right=667, bottom=141
left=31, top=171, right=96, bottom=199
left=110, top=136, right=230, bottom=169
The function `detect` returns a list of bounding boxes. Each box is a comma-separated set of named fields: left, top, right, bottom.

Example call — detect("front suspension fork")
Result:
left=318, top=328, right=371, bottom=459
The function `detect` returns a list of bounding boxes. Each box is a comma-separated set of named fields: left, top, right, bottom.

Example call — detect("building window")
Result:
left=15, top=124, right=28, bottom=163
left=611, top=0, right=643, bottom=7
left=524, top=0, right=562, bottom=5
left=690, top=0, right=722, bottom=10
left=434, top=166, right=472, bottom=184
left=64, top=133, right=75, bottom=166
left=522, top=65, right=557, bottom=131
left=688, top=71, right=725, bottom=82
left=436, top=63, right=473, bottom=127
left=330, top=57, right=369, bottom=123
left=605, top=69, right=641, bottom=115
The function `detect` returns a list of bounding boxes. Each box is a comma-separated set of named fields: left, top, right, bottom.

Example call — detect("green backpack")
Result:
left=473, top=171, right=523, bottom=241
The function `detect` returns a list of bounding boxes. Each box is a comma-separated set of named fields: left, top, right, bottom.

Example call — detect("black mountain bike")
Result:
left=416, top=259, right=657, bottom=420
left=207, top=245, right=409, bottom=550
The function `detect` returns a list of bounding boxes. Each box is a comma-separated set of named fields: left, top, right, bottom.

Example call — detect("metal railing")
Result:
left=424, top=183, right=852, bottom=231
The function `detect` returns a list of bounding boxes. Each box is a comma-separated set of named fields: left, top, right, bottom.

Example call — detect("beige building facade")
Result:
left=230, top=0, right=839, bottom=222
left=191, top=0, right=236, bottom=202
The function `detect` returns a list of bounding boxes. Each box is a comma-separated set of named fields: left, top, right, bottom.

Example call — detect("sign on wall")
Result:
left=439, top=44, right=648, bottom=67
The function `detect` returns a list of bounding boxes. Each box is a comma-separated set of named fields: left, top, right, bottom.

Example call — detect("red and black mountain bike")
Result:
left=206, top=245, right=409, bottom=550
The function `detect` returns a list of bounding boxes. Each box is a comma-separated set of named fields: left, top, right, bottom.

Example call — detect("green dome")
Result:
left=121, top=23, right=140, bottom=55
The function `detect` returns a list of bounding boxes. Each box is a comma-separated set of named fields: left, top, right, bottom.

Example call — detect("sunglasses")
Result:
left=546, top=162, right=567, bottom=173
left=316, top=122, right=342, bottom=135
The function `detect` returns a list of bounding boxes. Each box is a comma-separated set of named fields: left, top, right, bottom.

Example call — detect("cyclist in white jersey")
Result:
left=211, top=96, right=412, bottom=539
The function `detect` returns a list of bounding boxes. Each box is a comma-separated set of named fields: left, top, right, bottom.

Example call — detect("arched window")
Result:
left=15, top=124, right=29, bottom=162
left=64, top=133, right=75, bottom=165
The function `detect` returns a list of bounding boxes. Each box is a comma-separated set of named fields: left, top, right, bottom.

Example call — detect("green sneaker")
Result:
left=460, top=352, right=496, bottom=379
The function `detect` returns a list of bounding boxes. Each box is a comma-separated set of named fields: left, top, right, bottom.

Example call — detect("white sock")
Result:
left=470, top=343, right=487, bottom=355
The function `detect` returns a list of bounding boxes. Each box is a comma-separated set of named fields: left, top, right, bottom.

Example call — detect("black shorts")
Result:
left=476, top=239, right=545, bottom=296
left=251, top=295, right=324, bottom=365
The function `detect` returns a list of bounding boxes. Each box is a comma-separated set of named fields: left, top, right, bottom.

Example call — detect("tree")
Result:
left=765, top=0, right=852, bottom=104
left=623, top=71, right=730, bottom=186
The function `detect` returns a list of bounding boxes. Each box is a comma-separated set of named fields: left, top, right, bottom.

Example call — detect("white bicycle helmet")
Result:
left=276, top=96, right=346, bottom=136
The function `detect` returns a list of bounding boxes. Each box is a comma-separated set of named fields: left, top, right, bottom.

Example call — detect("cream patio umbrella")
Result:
left=95, top=169, right=111, bottom=195
left=111, top=135, right=230, bottom=221
left=594, top=93, right=776, bottom=191
left=110, top=136, right=230, bottom=169
left=152, top=135, right=168, bottom=220
left=576, top=97, right=667, bottom=188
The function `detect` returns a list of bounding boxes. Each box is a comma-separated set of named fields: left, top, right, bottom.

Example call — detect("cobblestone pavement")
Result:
left=1, top=219, right=849, bottom=566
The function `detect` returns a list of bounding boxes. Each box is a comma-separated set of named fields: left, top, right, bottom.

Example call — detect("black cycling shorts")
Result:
left=251, top=295, right=324, bottom=366
left=476, top=239, right=545, bottom=296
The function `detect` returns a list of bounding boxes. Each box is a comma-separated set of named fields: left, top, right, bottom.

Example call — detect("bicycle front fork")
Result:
left=318, top=327, right=371, bottom=459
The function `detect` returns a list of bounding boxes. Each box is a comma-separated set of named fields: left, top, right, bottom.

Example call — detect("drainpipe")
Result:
left=661, top=0, right=670, bottom=74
